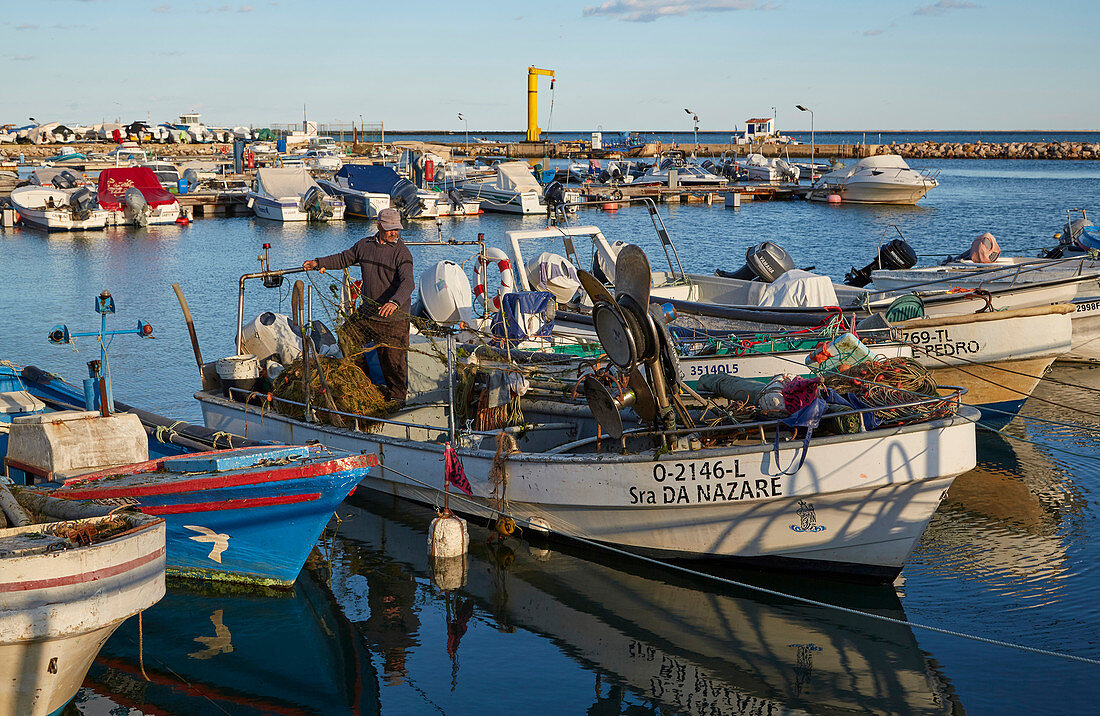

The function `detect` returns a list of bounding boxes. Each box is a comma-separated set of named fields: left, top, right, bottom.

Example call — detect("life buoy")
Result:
left=472, top=247, right=515, bottom=311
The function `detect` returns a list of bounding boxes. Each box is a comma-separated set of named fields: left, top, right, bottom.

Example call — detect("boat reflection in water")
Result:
left=331, top=492, right=961, bottom=714
left=75, top=559, right=380, bottom=715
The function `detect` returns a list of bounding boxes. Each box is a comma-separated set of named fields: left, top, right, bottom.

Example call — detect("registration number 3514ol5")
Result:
left=652, top=460, right=746, bottom=482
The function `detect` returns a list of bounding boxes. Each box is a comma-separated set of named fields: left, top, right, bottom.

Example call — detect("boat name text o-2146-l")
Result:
left=631, top=460, right=784, bottom=505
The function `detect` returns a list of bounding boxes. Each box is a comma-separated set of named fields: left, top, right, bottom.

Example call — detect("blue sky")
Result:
left=4, top=0, right=1097, bottom=131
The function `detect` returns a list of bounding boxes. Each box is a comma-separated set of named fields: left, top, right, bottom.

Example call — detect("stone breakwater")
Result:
left=869, top=141, right=1100, bottom=160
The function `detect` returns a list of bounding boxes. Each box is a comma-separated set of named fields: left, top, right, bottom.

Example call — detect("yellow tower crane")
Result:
left=526, top=66, right=555, bottom=142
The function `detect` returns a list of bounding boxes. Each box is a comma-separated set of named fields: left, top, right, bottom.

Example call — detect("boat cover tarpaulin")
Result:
left=496, top=162, right=543, bottom=195
left=97, top=167, right=177, bottom=210
left=756, top=270, right=839, bottom=308
left=256, top=167, right=319, bottom=199
left=335, top=165, right=401, bottom=194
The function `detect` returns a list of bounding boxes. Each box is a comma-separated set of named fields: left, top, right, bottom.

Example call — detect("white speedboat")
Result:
left=8, top=184, right=108, bottom=231
left=297, top=148, right=343, bottom=172
left=741, top=153, right=800, bottom=182
left=460, top=161, right=548, bottom=214
left=97, top=167, right=182, bottom=226
left=630, top=152, right=728, bottom=187
left=247, top=167, right=345, bottom=222
left=0, top=510, right=165, bottom=716
left=806, top=155, right=938, bottom=204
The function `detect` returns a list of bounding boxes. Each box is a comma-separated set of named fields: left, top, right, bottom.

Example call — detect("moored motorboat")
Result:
left=8, top=182, right=107, bottom=232
left=806, top=154, right=938, bottom=204
left=460, top=161, right=556, bottom=214
left=97, top=167, right=182, bottom=226
left=248, top=167, right=345, bottom=222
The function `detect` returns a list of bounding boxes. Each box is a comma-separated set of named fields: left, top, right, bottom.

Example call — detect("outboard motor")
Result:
left=716, top=242, right=795, bottom=282
left=544, top=180, right=566, bottom=212
left=844, top=237, right=918, bottom=287
left=446, top=187, right=465, bottom=211
left=701, top=160, right=717, bottom=174
left=51, top=171, right=78, bottom=190
left=182, top=168, right=201, bottom=190
left=390, top=177, right=424, bottom=219
left=418, top=260, right=473, bottom=324
left=301, top=185, right=333, bottom=221
left=941, top=232, right=1001, bottom=265
left=69, top=187, right=97, bottom=220
left=124, top=187, right=150, bottom=226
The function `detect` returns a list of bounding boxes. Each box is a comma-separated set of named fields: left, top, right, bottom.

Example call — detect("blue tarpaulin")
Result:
left=335, top=165, right=402, bottom=194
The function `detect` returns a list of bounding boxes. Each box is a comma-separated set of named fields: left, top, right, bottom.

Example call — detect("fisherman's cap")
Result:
left=377, top=208, right=402, bottom=231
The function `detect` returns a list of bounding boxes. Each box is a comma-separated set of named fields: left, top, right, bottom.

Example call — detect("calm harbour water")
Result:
left=3, top=158, right=1099, bottom=714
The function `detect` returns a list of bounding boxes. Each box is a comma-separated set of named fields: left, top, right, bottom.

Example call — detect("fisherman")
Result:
left=302, top=207, right=413, bottom=403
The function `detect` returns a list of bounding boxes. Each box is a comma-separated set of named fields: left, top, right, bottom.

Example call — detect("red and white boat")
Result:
left=0, top=511, right=166, bottom=716
left=97, top=166, right=182, bottom=226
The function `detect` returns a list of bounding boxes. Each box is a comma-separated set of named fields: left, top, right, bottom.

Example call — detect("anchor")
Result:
left=48, top=289, right=154, bottom=413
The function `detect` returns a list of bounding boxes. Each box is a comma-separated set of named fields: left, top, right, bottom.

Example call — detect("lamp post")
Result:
left=684, top=108, right=699, bottom=153
left=796, top=104, right=814, bottom=171
left=457, top=112, right=468, bottom=153
left=771, top=106, right=776, bottom=139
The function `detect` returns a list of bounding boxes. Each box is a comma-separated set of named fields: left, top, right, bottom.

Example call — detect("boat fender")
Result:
left=472, top=247, right=515, bottom=310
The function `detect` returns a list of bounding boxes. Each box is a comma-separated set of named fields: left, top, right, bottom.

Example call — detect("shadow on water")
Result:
left=72, top=562, right=380, bottom=715
left=327, top=490, right=964, bottom=715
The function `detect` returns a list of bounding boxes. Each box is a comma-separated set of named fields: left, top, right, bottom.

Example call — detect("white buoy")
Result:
left=428, top=512, right=469, bottom=559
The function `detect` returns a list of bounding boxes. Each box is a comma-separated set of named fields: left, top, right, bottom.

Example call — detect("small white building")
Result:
left=742, top=117, right=775, bottom=143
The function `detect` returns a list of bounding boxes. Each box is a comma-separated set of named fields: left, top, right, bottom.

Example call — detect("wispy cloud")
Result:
left=152, top=4, right=171, bottom=12
left=863, top=21, right=896, bottom=36
left=15, top=23, right=39, bottom=30
left=238, top=4, right=254, bottom=11
left=914, top=0, right=978, bottom=16
left=759, top=1, right=781, bottom=9
left=583, top=0, right=756, bottom=23
left=12, top=55, right=35, bottom=61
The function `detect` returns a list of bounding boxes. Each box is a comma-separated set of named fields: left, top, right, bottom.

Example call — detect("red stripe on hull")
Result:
left=140, top=492, right=322, bottom=515
left=0, top=545, right=165, bottom=593
left=61, top=453, right=375, bottom=500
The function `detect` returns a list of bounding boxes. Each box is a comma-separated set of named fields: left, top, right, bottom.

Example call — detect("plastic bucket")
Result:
left=177, top=178, right=189, bottom=195
left=216, top=354, right=260, bottom=397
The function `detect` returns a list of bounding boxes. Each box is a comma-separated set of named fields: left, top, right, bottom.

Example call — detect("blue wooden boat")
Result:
left=52, top=446, right=377, bottom=587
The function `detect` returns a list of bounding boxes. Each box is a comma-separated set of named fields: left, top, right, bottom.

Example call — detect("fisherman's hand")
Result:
left=302, top=259, right=318, bottom=271
left=378, top=301, right=397, bottom=318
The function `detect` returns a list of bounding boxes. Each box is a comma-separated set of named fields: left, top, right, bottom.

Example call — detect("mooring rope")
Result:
left=374, top=461, right=1100, bottom=667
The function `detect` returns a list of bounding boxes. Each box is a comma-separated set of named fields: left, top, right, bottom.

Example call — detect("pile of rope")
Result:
left=48, top=514, right=132, bottom=546
left=826, top=357, right=958, bottom=426
left=271, top=355, right=389, bottom=429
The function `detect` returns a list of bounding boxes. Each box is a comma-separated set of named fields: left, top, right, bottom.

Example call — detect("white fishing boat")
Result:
left=806, top=155, right=938, bottom=204
left=296, top=148, right=343, bottom=172
left=197, top=248, right=978, bottom=581
left=104, top=142, right=148, bottom=166
left=247, top=167, right=345, bottom=222
left=142, top=160, right=182, bottom=191
left=0, top=511, right=165, bottom=716
left=460, top=161, right=548, bottom=214
left=8, top=184, right=107, bottom=232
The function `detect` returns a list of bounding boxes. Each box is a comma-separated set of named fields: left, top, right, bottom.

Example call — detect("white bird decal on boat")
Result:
left=184, top=524, right=230, bottom=562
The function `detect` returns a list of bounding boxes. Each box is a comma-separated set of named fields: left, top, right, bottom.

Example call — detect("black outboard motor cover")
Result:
left=446, top=187, right=465, bottom=209
left=51, top=171, right=78, bottom=190
left=716, top=242, right=795, bottom=282
left=69, top=187, right=97, bottom=220
left=844, top=238, right=918, bottom=287
left=390, top=177, right=424, bottom=218
left=544, top=180, right=566, bottom=209
left=701, top=160, right=717, bottom=173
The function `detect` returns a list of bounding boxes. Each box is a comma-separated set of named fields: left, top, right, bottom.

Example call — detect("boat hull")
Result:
left=57, top=450, right=376, bottom=587
left=198, top=391, right=978, bottom=580
left=807, top=181, right=934, bottom=204
left=0, top=516, right=165, bottom=716
left=12, top=207, right=109, bottom=232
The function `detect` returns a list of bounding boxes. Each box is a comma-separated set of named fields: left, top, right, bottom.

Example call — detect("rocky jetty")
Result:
left=869, top=141, right=1100, bottom=160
